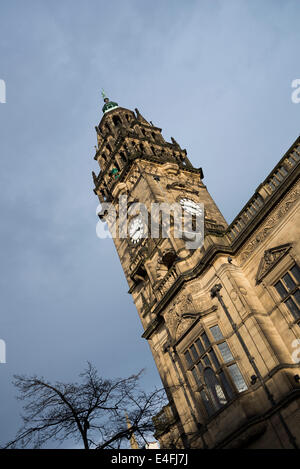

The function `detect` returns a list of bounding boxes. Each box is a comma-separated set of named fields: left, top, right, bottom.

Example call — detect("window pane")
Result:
left=282, top=272, right=296, bottom=292
left=200, top=389, right=214, bottom=417
left=201, top=332, right=211, bottom=349
left=215, top=383, right=227, bottom=405
left=191, top=367, right=202, bottom=386
left=204, top=368, right=226, bottom=409
left=184, top=350, right=193, bottom=368
left=274, top=281, right=288, bottom=299
left=209, top=325, right=224, bottom=341
left=190, top=344, right=199, bottom=361
left=293, top=289, right=300, bottom=307
left=279, top=166, right=287, bottom=176
left=219, top=371, right=234, bottom=400
left=202, top=355, right=211, bottom=367
left=285, top=298, right=300, bottom=319
left=217, top=342, right=234, bottom=363
left=196, top=362, right=203, bottom=375
left=195, top=338, right=205, bottom=355
left=291, top=265, right=300, bottom=284
left=228, top=364, right=248, bottom=392
left=209, top=349, right=220, bottom=368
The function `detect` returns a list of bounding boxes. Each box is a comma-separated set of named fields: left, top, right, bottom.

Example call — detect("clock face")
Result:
left=179, top=198, right=203, bottom=216
left=128, top=215, right=144, bottom=244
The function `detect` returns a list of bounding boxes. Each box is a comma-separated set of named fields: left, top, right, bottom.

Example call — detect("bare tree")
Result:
left=4, top=363, right=167, bottom=449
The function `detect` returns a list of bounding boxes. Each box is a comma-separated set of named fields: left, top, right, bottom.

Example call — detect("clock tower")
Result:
left=92, top=95, right=300, bottom=449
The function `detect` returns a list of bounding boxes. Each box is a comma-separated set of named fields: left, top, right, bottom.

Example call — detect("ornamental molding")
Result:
left=239, top=182, right=300, bottom=263
left=163, top=293, right=217, bottom=342
left=166, top=182, right=199, bottom=195
left=255, top=243, right=292, bottom=284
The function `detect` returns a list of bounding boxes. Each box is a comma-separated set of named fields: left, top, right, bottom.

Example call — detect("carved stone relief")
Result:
left=163, top=291, right=217, bottom=342
left=256, top=243, right=292, bottom=284
left=239, top=183, right=299, bottom=263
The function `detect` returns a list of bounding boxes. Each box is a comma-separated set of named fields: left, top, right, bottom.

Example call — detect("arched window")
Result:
left=112, top=115, right=122, bottom=127
left=120, top=152, right=127, bottom=163
left=106, top=143, right=112, bottom=152
left=204, top=368, right=227, bottom=410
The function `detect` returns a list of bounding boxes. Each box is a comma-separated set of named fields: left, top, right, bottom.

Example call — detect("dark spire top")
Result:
left=101, top=89, right=118, bottom=114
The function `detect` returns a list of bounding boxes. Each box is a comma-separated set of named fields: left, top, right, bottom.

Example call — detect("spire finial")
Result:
left=101, top=89, right=107, bottom=101
left=100, top=89, right=119, bottom=114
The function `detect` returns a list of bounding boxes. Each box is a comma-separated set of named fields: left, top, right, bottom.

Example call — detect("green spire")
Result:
left=101, top=89, right=119, bottom=114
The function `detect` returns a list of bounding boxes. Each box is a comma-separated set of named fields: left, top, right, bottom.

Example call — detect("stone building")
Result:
left=92, top=95, right=300, bottom=449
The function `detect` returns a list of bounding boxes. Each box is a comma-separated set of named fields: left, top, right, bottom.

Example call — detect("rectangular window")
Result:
left=190, top=344, right=199, bottom=361
left=184, top=350, right=193, bottom=368
left=294, top=289, right=300, bottom=306
left=202, top=354, right=211, bottom=367
left=195, top=338, right=205, bottom=355
left=291, top=265, right=300, bottom=283
left=201, top=332, right=210, bottom=349
left=274, top=281, right=288, bottom=299
left=191, top=367, right=202, bottom=386
left=217, top=342, right=234, bottom=363
left=228, top=364, right=248, bottom=392
left=209, top=325, right=224, bottom=341
left=282, top=272, right=296, bottom=292
left=209, top=349, right=220, bottom=368
left=274, top=264, right=300, bottom=321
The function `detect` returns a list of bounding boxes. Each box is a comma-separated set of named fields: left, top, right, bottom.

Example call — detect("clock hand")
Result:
left=131, top=226, right=141, bottom=237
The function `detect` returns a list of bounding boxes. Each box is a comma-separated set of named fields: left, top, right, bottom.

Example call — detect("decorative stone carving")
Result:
left=240, top=183, right=299, bottom=262
left=239, top=287, right=247, bottom=296
left=163, top=298, right=182, bottom=339
left=163, top=293, right=217, bottom=342
left=166, top=182, right=199, bottom=196
left=256, top=243, right=292, bottom=284
left=175, top=317, right=197, bottom=341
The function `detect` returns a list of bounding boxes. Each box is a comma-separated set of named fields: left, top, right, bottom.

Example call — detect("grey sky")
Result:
left=0, top=0, right=299, bottom=448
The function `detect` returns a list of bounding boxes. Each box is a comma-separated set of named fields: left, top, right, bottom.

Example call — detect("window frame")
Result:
left=273, top=263, right=300, bottom=324
left=183, top=324, right=248, bottom=419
